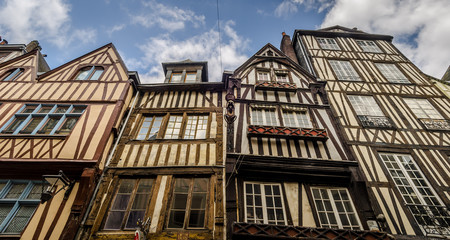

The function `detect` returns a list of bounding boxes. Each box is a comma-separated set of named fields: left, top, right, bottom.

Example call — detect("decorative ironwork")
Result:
left=248, top=125, right=327, bottom=140
left=358, top=115, right=395, bottom=129
left=232, top=222, right=394, bottom=240
left=255, top=81, right=297, bottom=91
left=419, top=118, right=450, bottom=131
left=407, top=204, right=450, bottom=237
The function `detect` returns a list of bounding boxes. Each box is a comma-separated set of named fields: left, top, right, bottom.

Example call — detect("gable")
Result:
left=39, top=44, right=129, bottom=82
left=0, top=51, right=38, bottom=82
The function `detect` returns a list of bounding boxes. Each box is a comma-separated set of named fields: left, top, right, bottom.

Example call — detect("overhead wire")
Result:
left=216, top=0, right=223, bottom=74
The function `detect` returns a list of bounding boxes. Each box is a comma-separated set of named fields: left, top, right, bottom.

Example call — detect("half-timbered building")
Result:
left=225, top=40, right=391, bottom=239
left=0, top=43, right=134, bottom=239
left=79, top=60, right=225, bottom=239
left=290, top=25, right=450, bottom=238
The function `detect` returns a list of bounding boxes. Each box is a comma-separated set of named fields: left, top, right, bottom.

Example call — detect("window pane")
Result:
left=348, top=95, right=384, bottom=116
left=125, top=210, right=145, bottom=229
left=164, top=115, right=183, bottom=139
left=75, top=68, right=91, bottom=80
left=5, top=183, right=27, bottom=199
left=26, top=184, right=43, bottom=199
left=4, top=117, right=26, bottom=133
left=4, top=205, right=36, bottom=233
left=171, top=73, right=182, bottom=83
left=329, top=60, right=360, bottom=81
left=38, top=106, right=53, bottom=113
left=104, top=211, right=125, bottom=230
left=168, top=210, right=186, bottom=228
left=0, top=204, right=14, bottom=224
left=188, top=210, right=205, bottom=228
left=404, top=98, right=442, bottom=119
left=38, top=117, right=60, bottom=134
left=90, top=69, right=103, bottom=80
left=317, top=38, right=340, bottom=50
left=22, top=105, right=37, bottom=113
left=58, top=117, right=78, bottom=133
left=375, top=63, right=409, bottom=83
left=185, top=73, right=197, bottom=82
left=54, top=106, right=69, bottom=113
left=21, top=117, right=44, bottom=133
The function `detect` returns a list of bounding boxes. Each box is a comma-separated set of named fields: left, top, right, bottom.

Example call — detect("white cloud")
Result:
left=129, top=21, right=249, bottom=83
left=107, top=24, right=126, bottom=37
left=132, top=0, right=205, bottom=32
left=0, top=0, right=96, bottom=48
left=275, top=0, right=333, bottom=17
left=277, top=0, right=450, bottom=78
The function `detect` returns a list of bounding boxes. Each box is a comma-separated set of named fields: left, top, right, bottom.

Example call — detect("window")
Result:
left=348, top=95, right=384, bottom=116
left=257, top=72, right=270, bottom=81
left=403, top=98, right=443, bottom=119
left=317, top=38, right=340, bottom=50
left=136, top=116, right=163, bottom=140
left=136, top=113, right=208, bottom=140
left=167, top=178, right=209, bottom=229
left=375, top=63, right=409, bottom=83
left=282, top=108, right=312, bottom=128
left=379, top=153, right=450, bottom=234
left=311, top=188, right=361, bottom=230
left=244, top=182, right=286, bottom=225
left=75, top=66, right=104, bottom=80
left=329, top=60, right=361, bottom=81
left=170, top=72, right=197, bottom=83
left=0, top=104, right=86, bottom=135
left=348, top=95, right=394, bottom=128
left=251, top=107, right=277, bottom=126
left=275, top=73, right=288, bottom=82
left=0, top=180, right=42, bottom=234
left=104, top=179, right=154, bottom=230
left=356, top=40, right=382, bottom=53
left=2, top=68, right=24, bottom=81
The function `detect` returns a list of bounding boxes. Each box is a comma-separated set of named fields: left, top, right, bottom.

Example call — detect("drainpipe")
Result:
left=75, top=88, right=140, bottom=240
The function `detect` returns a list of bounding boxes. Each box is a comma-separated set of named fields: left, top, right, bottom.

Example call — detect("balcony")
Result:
left=407, top=204, right=450, bottom=237
left=248, top=125, right=327, bottom=141
left=232, top=222, right=394, bottom=240
left=358, top=115, right=395, bottom=129
left=419, top=118, right=450, bottom=131
left=255, top=81, right=297, bottom=92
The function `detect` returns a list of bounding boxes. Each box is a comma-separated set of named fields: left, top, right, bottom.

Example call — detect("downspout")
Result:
left=75, top=87, right=140, bottom=240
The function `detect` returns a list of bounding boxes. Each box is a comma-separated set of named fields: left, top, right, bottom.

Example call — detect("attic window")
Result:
left=170, top=72, right=197, bottom=83
left=75, top=66, right=104, bottom=80
left=2, top=68, right=24, bottom=81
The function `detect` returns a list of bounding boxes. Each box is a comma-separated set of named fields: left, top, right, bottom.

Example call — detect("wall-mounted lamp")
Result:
left=41, top=170, right=73, bottom=203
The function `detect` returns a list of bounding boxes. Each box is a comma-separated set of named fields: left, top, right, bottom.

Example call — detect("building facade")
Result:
left=225, top=42, right=391, bottom=239
left=290, top=26, right=450, bottom=238
left=0, top=43, right=134, bottom=239
left=79, top=60, right=226, bottom=239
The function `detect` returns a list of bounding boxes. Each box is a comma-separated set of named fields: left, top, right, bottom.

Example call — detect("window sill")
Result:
left=247, top=125, right=328, bottom=141
left=420, top=118, right=450, bottom=131
left=358, top=115, right=396, bottom=129
left=255, top=81, right=297, bottom=92
left=0, top=134, right=68, bottom=139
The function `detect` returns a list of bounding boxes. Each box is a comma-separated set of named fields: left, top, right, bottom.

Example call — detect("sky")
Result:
left=0, top=0, right=449, bottom=83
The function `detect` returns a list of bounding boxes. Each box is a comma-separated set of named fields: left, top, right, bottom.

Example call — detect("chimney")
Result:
left=25, top=40, right=42, bottom=52
left=280, top=32, right=299, bottom=64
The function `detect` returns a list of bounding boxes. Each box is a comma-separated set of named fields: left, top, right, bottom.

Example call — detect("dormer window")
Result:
left=2, top=68, right=24, bottom=81
left=275, top=73, right=288, bottom=82
left=257, top=72, right=270, bottom=81
left=75, top=66, right=104, bottom=80
left=170, top=72, right=197, bottom=83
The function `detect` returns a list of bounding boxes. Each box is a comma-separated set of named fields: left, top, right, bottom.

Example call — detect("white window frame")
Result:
left=251, top=107, right=278, bottom=126
left=244, top=182, right=287, bottom=225
left=347, top=95, right=384, bottom=116
left=282, top=109, right=312, bottom=128
left=329, top=60, right=361, bottom=81
left=403, top=98, right=443, bottom=119
left=375, top=63, right=409, bottom=83
left=163, top=113, right=210, bottom=140
left=356, top=40, right=382, bottom=53
left=257, top=71, right=270, bottom=81
left=311, top=187, right=362, bottom=230
left=317, top=38, right=340, bottom=50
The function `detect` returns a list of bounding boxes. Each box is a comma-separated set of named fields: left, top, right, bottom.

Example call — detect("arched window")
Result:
left=75, top=66, right=104, bottom=80
left=2, top=68, right=24, bottom=81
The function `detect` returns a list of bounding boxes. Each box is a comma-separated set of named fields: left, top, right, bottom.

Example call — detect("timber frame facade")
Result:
left=0, top=43, right=134, bottom=239
left=79, top=60, right=225, bottom=239
left=290, top=26, right=450, bottom=238
left=224, top=42, right=392, bottom=239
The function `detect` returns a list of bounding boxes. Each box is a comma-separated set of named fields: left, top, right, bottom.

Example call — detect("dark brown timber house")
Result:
left=78, top=60, right=226, bottom=239
left=224, top=41, right=393, bottom=239
left=289, top=26, right=450, bottom=238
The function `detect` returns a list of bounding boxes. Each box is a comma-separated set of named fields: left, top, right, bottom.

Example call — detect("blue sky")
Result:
left=0, top=0, right=449, bottom=83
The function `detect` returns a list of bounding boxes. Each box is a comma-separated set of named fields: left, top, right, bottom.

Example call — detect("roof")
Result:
left=293, top=25, right=393, bottom=42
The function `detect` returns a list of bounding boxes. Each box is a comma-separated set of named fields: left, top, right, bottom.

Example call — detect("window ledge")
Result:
left=420, top=118, right=450, bottom=131
left=358, top=115, right=396, bottom=129
left=255, top=81, right=297, bottom=92
left=0, top=134, right=68, bottom=139
left=247, top=125, right=328, bottom=141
